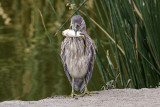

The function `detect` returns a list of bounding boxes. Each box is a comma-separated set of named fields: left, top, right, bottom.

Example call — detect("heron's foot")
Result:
left=82, top=88, right=92, bottom=95
left=82, top=88, right=98, bottom=96
left=83, top=88, right=89, bottom=95
left=70, top=92, right=78, bottom=97
left=83, top=90, right=98, bottom=95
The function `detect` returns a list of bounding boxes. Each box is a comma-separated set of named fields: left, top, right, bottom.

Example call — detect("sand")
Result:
left=0, top=88, right=160, bottom=107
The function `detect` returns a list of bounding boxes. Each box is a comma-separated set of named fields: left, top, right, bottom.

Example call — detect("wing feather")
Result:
left=80, top=35, right=96, bottom=92
left=61, top=39, right=72, bottom=84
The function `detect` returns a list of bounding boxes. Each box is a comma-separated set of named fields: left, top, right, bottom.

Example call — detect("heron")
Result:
left=61, top=15, right=96, bottom=97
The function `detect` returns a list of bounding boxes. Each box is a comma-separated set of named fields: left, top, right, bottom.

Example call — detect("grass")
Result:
left=45, top=0, right=160, bottom=89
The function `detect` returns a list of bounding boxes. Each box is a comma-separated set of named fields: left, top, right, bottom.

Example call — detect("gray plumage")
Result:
left=61, top=15, right=96, bottom=92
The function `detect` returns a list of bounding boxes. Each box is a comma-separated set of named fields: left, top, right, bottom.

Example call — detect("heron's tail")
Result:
left=74, top=78, right=85, bottom=93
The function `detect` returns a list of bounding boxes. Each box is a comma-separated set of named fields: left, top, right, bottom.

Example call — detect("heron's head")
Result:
left=70, top=15, right=86, bottom=36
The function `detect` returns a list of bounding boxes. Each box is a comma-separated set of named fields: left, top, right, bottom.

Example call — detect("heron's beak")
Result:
left=74, top=24, right=78, bottom=36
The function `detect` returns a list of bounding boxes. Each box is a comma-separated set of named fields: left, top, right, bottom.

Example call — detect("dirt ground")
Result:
left=0, top=87, right=160, bottom=107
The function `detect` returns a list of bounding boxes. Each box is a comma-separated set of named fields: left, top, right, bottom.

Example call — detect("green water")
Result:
left=0, top=0, right=108, bottom=101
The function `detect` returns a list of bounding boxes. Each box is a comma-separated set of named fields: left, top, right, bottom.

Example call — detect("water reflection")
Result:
left=0, top=0, right=104, bottom=101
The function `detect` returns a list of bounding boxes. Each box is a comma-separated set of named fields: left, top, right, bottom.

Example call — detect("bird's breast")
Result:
left=64, top=37, right=90, bottom=78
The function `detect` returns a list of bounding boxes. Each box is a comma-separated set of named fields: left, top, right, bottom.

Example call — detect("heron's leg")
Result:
left=82, top=78, right=98, bottom=95
left=83, top=78, right=89, bottom=94
left=70, top=76, right=78, bottom=97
